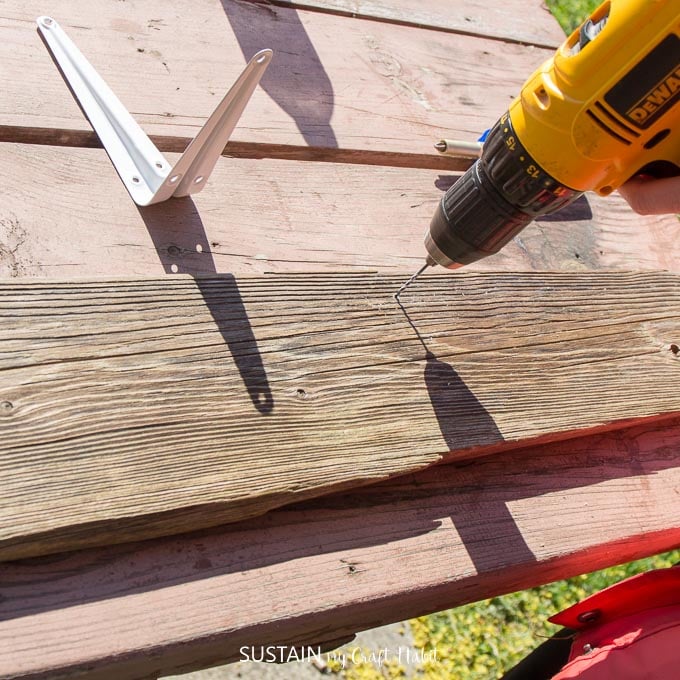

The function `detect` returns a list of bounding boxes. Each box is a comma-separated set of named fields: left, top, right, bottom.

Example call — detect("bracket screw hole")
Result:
left=169, top=175, right=180, bottom=184
left=132, top=176, right=140, bottom=184
left=155, top=162, right=164, bottom=169
left=42, top=17, right=53, bottom=27
left=256, top=54, right=267, bottom=64
left=194, top=176, right=204, bottom=184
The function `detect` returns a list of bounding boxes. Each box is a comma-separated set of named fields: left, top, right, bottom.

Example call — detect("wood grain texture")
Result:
left=271, top=0, right=565, bottom=47
left=4, top=0, right=677, bottom=676
left=1, top=418, right=679, bottom=680
left=1, top=272, right=679, bottom=560
left=2, top=144, right=679, bottom=279
left=2, top=0, right=554, bottom=156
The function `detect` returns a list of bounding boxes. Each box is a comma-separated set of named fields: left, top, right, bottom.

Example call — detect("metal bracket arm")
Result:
left=37, top=16, right=272, bottom=206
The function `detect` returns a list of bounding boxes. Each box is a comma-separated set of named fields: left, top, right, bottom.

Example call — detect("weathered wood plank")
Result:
left=1, top=272, right=679, bottom=560
left=1, top=418, right=679, bottom=680
left=2, top=144, right=679, bottom=279
left=272, top=0, right=566, bottom=47
left=1, top=1, right=554, bottom=156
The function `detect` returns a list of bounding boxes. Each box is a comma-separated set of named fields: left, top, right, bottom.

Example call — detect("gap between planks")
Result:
left=258, top=0, right=564, bottom=48
left=0, top=125, right=473, bottom=171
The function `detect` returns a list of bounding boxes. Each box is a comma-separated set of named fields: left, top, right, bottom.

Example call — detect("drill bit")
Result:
left=394, top=261, right=431, bottom=300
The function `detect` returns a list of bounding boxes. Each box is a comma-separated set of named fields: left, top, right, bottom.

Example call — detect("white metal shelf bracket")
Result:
left=37, top=16, right=272, bottom=206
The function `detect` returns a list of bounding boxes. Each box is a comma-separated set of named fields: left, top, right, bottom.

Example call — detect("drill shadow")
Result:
left=395, top=296, right=503, bottom=449
left=395, top=296, right=536, bottom=569
left=138, top=200, right=273, bottom=414
left=220, top=0, right=338, bottom=148
left=536, top=194, right=593, bottom=222
left=434, top=175, right=459, bottom=192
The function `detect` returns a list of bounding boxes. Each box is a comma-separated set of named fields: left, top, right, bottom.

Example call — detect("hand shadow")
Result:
left=138, top=199, right=273, bottom=414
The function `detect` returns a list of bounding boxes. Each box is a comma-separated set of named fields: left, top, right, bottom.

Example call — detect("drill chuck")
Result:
left=426, top=116, right=580, bottom=269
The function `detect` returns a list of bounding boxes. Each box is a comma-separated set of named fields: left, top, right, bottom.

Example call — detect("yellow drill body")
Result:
left=513, top=0, right=679, bottom=195
left=424, top=0, right=680, bottom=271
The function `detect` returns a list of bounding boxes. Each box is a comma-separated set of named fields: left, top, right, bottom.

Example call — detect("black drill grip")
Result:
left=427, top=116, right=581, bottom=268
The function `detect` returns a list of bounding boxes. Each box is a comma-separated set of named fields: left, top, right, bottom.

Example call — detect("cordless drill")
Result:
left=408, top=0, right=679, bottom=285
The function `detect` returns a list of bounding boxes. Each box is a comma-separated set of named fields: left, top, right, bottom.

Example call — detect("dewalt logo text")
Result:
left=627, top=65, right=680, bottom=125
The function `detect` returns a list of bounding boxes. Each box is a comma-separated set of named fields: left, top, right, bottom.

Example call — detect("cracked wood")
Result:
left=1, top=272, right=679, bottom=560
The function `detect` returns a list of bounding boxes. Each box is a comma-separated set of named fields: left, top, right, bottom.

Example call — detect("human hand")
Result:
left=617, top=175, right=680, bottom=215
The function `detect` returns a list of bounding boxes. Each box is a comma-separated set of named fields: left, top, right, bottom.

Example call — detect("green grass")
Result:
left=545, top=0, right=601, bottom=34
left=408, top=550, right=680, bottom=679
